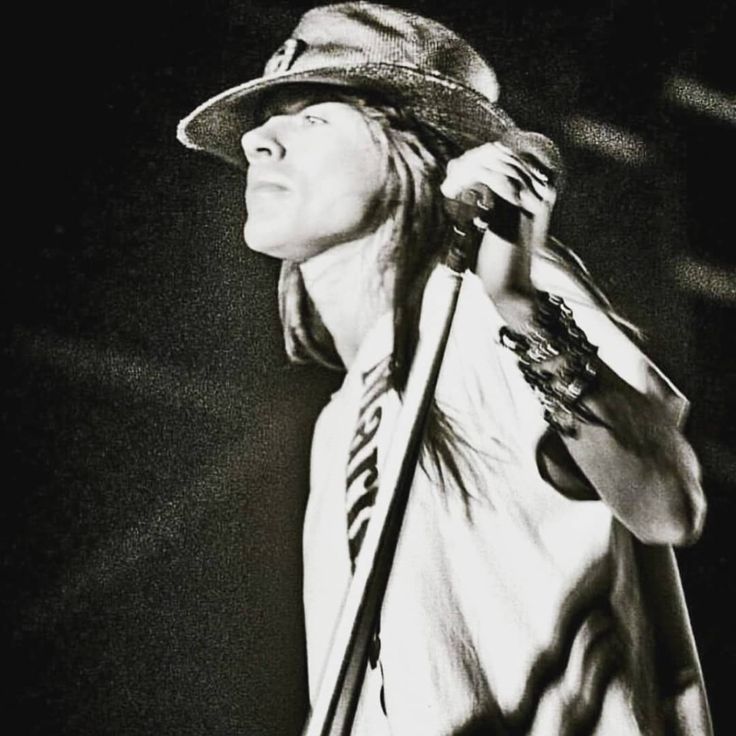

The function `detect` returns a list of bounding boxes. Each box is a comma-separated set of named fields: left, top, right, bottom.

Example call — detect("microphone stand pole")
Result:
left=303, top=202, right=483, bottom=736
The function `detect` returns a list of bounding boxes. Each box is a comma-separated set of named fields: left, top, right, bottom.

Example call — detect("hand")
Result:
left=441, top=140, right=558, bottom=328
left=441, top=140, right=554, bottom=219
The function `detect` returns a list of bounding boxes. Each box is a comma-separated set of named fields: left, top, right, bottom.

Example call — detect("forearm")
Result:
left=484, top=254, right=706, bottom=546
left=552, top=360, right=707, bottom=546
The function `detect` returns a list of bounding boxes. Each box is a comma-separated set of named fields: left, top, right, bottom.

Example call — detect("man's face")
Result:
left=241, top=92, right=387, bottom=261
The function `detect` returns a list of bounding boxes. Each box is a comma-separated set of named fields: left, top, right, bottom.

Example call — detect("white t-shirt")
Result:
left=303, top=252, right=686, bottom=735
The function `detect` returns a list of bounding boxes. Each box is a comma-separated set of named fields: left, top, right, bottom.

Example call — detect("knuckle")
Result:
left=476, top=143, right=499, bottom=162
left=439, top=180, right=454, bottom=197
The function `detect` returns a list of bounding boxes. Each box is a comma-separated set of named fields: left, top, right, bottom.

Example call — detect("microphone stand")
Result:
left=303, top=199, right=484, bottom=736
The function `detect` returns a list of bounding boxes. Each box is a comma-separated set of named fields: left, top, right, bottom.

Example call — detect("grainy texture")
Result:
left=4, top=1, right=732, bottom=734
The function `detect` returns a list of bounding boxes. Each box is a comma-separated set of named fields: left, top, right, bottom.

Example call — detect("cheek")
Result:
left=335, top=141, right=385, bottom=196
left=312, top=146, right=386, bottom=226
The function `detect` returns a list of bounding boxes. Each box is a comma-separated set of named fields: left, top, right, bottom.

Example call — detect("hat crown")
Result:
left=263, top=2, right=500, bottom=103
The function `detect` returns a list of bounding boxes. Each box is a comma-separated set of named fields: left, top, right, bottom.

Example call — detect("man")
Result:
left=178, top=3, right=711, bottom=733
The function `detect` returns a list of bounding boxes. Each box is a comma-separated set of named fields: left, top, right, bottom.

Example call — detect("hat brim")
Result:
left=177, top=63, right=516, bottom=169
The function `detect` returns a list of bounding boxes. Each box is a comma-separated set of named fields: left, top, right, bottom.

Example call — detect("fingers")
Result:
left=441, top=142, right=556, bottom=216
left=492, top=143, right=552, bottom=197
left=442, top=142, right=552, bottom=204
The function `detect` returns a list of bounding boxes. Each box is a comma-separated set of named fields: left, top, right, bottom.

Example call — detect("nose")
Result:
left=241, top=118, right=286, bottom=163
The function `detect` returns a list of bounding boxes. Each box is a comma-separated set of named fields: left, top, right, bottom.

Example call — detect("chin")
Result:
left=243, top=221, right=286, bottom=258
left=243, top=223, right=332, bottom=263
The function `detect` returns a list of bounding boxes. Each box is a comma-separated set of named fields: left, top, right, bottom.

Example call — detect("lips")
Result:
left=245, top=178, right=292, bottom=214
left=246, top=170, right=292, bottom=196
left=249, top=181, right=290, bottom=193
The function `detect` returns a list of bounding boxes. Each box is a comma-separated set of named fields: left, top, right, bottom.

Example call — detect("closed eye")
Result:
left=302, top=113, right=328, bottom=125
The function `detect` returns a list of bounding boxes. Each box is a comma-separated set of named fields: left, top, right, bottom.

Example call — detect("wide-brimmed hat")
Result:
left=177, top=1, right=517, bottom=169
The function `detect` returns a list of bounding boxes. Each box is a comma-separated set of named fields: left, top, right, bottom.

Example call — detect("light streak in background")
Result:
left=560, top=115, right=653, bottom=165
left=673, top=255, right=736, bottom=303
left=664, top=75, right=736, bottom=126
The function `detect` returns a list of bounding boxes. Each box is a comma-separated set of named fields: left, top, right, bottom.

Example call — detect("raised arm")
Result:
left=441, top=141, right=706, bottom=545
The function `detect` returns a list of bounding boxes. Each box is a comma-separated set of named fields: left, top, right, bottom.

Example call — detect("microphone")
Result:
left=444, top=129, right=563, bottom=250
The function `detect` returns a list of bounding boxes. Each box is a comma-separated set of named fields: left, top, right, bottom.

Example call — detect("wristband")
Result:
left=499, top=290, right=599, bottom=437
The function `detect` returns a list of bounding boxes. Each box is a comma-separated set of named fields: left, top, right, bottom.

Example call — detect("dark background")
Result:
left=4, top=1, right=734, bottom=734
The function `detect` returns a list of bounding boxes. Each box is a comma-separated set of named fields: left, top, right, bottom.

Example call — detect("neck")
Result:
left=299, top=222, right=395, bottom=368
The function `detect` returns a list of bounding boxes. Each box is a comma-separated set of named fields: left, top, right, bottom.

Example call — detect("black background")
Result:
left=4, top=1, right=734, bottom=734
